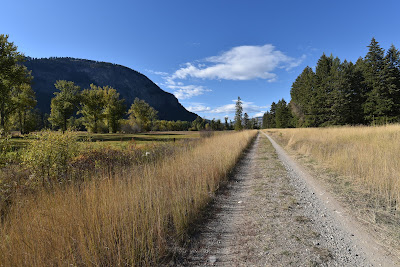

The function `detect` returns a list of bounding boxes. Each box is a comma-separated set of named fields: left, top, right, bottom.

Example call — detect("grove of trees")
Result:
left=0, top=34, right=202, bottom=134
left=263, top=38, right=400, bottom=128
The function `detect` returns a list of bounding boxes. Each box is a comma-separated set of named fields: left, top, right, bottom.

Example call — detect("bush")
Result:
left=199, top=130, right=214, bottom=138
left=0, top=136, right=13, bottom=167
left=22, top=131, right=79, bottom=187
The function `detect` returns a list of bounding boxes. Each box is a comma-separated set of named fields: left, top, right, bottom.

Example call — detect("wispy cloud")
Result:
left=148, top=44, right=304, bottom=100
left=186, top=103, right=211, bottom=113
left=171, top=44, right=305, bottom=82
left=146, top=69, right=169, bottom=76
left=164, top=78, right=211, bottom=100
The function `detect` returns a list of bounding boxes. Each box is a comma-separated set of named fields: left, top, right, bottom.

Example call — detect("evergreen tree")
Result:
left=384, top=44, right=400, bottom=119
left=269, top=102, right=277, bottom=128
left=250, top=118, right=258, bottom=129
left=234, top=96, right=243, bottom=130
left=215, top=119, right=223, bottom=130
left=262, top=112, right=268, bottom=128
left=224, top=116, right=229, bottom=130
left=314, top=54, right=334, bottom=126
left=49, top=80, right=81, bottom=132
left=243, top=112, right=250, bottom=129
left=290, top=66, right=316, bottom=127
left=275, top=99, right=291, bottom=128
left=363, top=38, right=393, bottom=124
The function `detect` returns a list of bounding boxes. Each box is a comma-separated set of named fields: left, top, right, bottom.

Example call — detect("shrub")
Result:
left=199, top=130, right=214, bottom=138
left=0, top=136, right=12, bottom=167
left=22, top=131, right=79, bottom=187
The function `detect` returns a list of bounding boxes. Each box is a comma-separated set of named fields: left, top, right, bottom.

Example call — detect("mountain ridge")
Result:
left=23, top=57, right=198, bottom=121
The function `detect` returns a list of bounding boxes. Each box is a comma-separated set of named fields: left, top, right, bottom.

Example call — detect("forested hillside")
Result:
left=263, top=38, right=400, bottom=128
left=24, top=57, right=197, bottom=122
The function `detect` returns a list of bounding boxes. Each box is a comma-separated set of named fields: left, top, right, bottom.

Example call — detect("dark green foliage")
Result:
left=288, top=38, right=400, bottom=127
left=262, top=99, right=292, bottom=129
left=290, top=67, right=315, bottom=127
left=362, top=38, right=394, bottom=124
left=234, top=96, right=243, bottom=130
left=208, top=118, right=224, bottom=131
left=224, top=117, right=230, bottom=130
left=243, top=113, right=250, bottom=129
left=275, top=99, right=292, bottom=128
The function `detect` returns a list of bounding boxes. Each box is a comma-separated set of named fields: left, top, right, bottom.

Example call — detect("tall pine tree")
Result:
left=363, top=38, right=393, bottom=124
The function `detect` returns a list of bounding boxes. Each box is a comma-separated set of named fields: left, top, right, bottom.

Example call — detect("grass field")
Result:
left=4, top=131, right=201, bottom=151
left=265, top=125, right=400, bottom=209
left=0, top=130, right=256, bottom=266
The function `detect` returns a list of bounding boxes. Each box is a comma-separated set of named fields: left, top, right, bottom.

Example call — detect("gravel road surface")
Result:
left=178, top=132, right=398, bottom=266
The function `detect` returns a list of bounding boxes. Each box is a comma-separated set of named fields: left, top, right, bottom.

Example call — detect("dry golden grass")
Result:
left=266, top=125, right=400, bottom=209
left=0, top=130, right=256, bottom=266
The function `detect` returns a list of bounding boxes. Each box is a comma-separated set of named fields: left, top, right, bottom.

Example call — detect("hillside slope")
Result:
left=24, top=57, right=197, bottom=121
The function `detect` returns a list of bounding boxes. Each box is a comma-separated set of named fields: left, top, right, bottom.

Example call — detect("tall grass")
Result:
left=0, top=130, right=256, bottom=266
left=266, top=125, right=400, bottom=209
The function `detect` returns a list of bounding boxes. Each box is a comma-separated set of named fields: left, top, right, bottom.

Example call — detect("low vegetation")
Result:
left=0, top=131, right=200, bottom=220
left=266, top=125, right=400, bottom=209
left=0, top=130, right=256, bottom=266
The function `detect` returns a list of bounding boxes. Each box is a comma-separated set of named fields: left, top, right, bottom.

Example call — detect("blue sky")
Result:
left=2, top=0, right=400, bottom=120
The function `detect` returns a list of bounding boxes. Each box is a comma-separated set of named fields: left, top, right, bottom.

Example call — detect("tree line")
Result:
left=233, top=96, right=260, bottom=130
left=1, top=34, right=245, bottom=134
left=263, top=38, right=400, bottom=128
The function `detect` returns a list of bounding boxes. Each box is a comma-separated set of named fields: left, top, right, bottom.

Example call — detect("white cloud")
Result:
left=210, top=103, right=236, bottom=114
left=164, top=77, right=211, bottom=100
left=146, top=69, right=169, bottom=76
left=148, top=44, right=304, bottom=100
left=171, top=44, right=305, bottom=82
left=173, top=85, right=210, bottom=100
left=186, top=103, right=211, bottom=113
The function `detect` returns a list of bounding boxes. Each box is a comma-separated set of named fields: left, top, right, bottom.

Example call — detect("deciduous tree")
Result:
left=12, top=83, right=37, bottom=134
left=128, top=98, right=157, bottom=132
left=102, top=86, right=125, bottom=133
left=0, top=34, right=33, bottom=132
left=79, top=84, right=105, bottom=133
left=49, top=80, right=81, bottom=132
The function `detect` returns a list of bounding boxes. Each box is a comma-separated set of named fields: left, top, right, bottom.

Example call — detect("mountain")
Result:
left=23, top=57, right=197, bottom=121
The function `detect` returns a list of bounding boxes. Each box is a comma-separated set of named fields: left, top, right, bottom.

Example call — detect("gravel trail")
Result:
left=179, top=132, right=398, bottom=266
left=263, top=132, right=399, bottom=267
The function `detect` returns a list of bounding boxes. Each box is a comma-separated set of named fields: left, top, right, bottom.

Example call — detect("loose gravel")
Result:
left=175, top=132, right=398, bottom=266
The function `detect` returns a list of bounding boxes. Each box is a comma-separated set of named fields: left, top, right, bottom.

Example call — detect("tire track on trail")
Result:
left=263, top=131, right=399, bottom=267
left=178, top=132, right=398, bottom=266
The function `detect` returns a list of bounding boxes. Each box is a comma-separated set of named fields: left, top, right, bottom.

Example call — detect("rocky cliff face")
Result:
left=24, top=57, right=197, bottom=121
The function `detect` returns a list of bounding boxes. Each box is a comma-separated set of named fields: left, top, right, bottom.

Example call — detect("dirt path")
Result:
left=179, top=132, right=398, bottom=266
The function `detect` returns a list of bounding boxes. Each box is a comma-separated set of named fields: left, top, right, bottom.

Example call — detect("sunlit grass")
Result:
left=266, top=125, right=400, bottom=209
left=0, top=130, right=256, bottom=266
